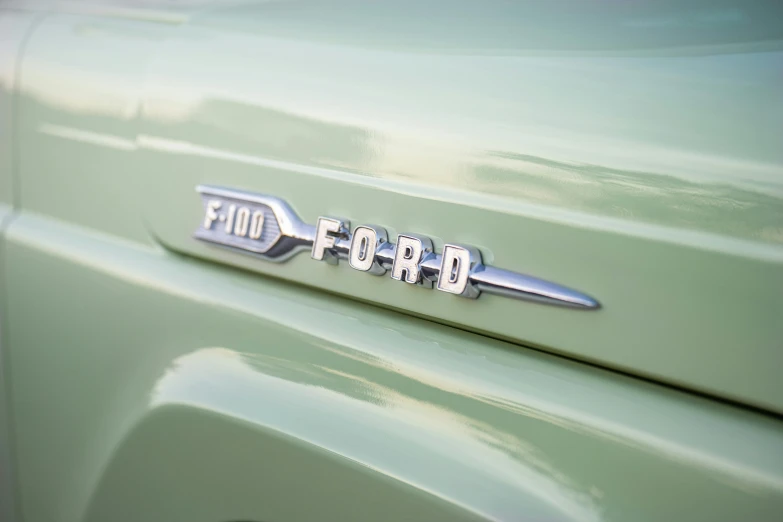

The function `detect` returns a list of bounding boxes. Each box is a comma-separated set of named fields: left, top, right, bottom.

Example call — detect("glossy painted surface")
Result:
left=2, top=2, right=783, bottom=521
left=0, top=10, right=42, bottom=522
left=12, top=1, right=783, bottom=412
left=0, top=10, right=39, bottom=208
left=5, top=213, right=783, bottom=521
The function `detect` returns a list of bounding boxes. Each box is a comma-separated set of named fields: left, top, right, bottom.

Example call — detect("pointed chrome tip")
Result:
left=564, top=294, right=601, bottom=310
left=470, top=266, right=601, bottom=310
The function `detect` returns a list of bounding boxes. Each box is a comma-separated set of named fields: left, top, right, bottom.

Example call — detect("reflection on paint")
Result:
left=150, top=341, right=783, bottom=522
left=20, top=3, right=783, bottom=248
left=151, top=347, right=603, bottom=522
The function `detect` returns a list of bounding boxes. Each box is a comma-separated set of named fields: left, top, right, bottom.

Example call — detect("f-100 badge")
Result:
left=193, top=186, right=599, bottom=309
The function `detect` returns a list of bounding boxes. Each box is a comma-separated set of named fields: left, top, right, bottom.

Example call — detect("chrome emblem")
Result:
left=194, top=186, right=599, bottom=309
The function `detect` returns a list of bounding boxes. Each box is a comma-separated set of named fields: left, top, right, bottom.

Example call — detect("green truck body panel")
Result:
left=1, top=1, right=782, bottom=521
left=4, top=214, right=783, bottom=521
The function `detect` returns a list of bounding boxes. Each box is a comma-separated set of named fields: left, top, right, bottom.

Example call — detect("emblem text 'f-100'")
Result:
left=193, top=186, right=599, bottom=309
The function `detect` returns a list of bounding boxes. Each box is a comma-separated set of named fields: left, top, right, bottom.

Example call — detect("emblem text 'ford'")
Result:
left=193, top=186, right=600, bottom=309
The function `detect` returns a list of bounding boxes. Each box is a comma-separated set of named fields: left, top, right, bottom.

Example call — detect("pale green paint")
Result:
left=0, top=11, right=40, bottom=207
left=0, top=203, right=15, bottom=522
left=3, top=2, right=783, bottom=521
left=0, top=11, right=43, bottom=522
left=13, top=2, right=783, bottom=412
left=16, top=12, right=170, bottom=245
left=5, top=213, right=783, bottom=522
